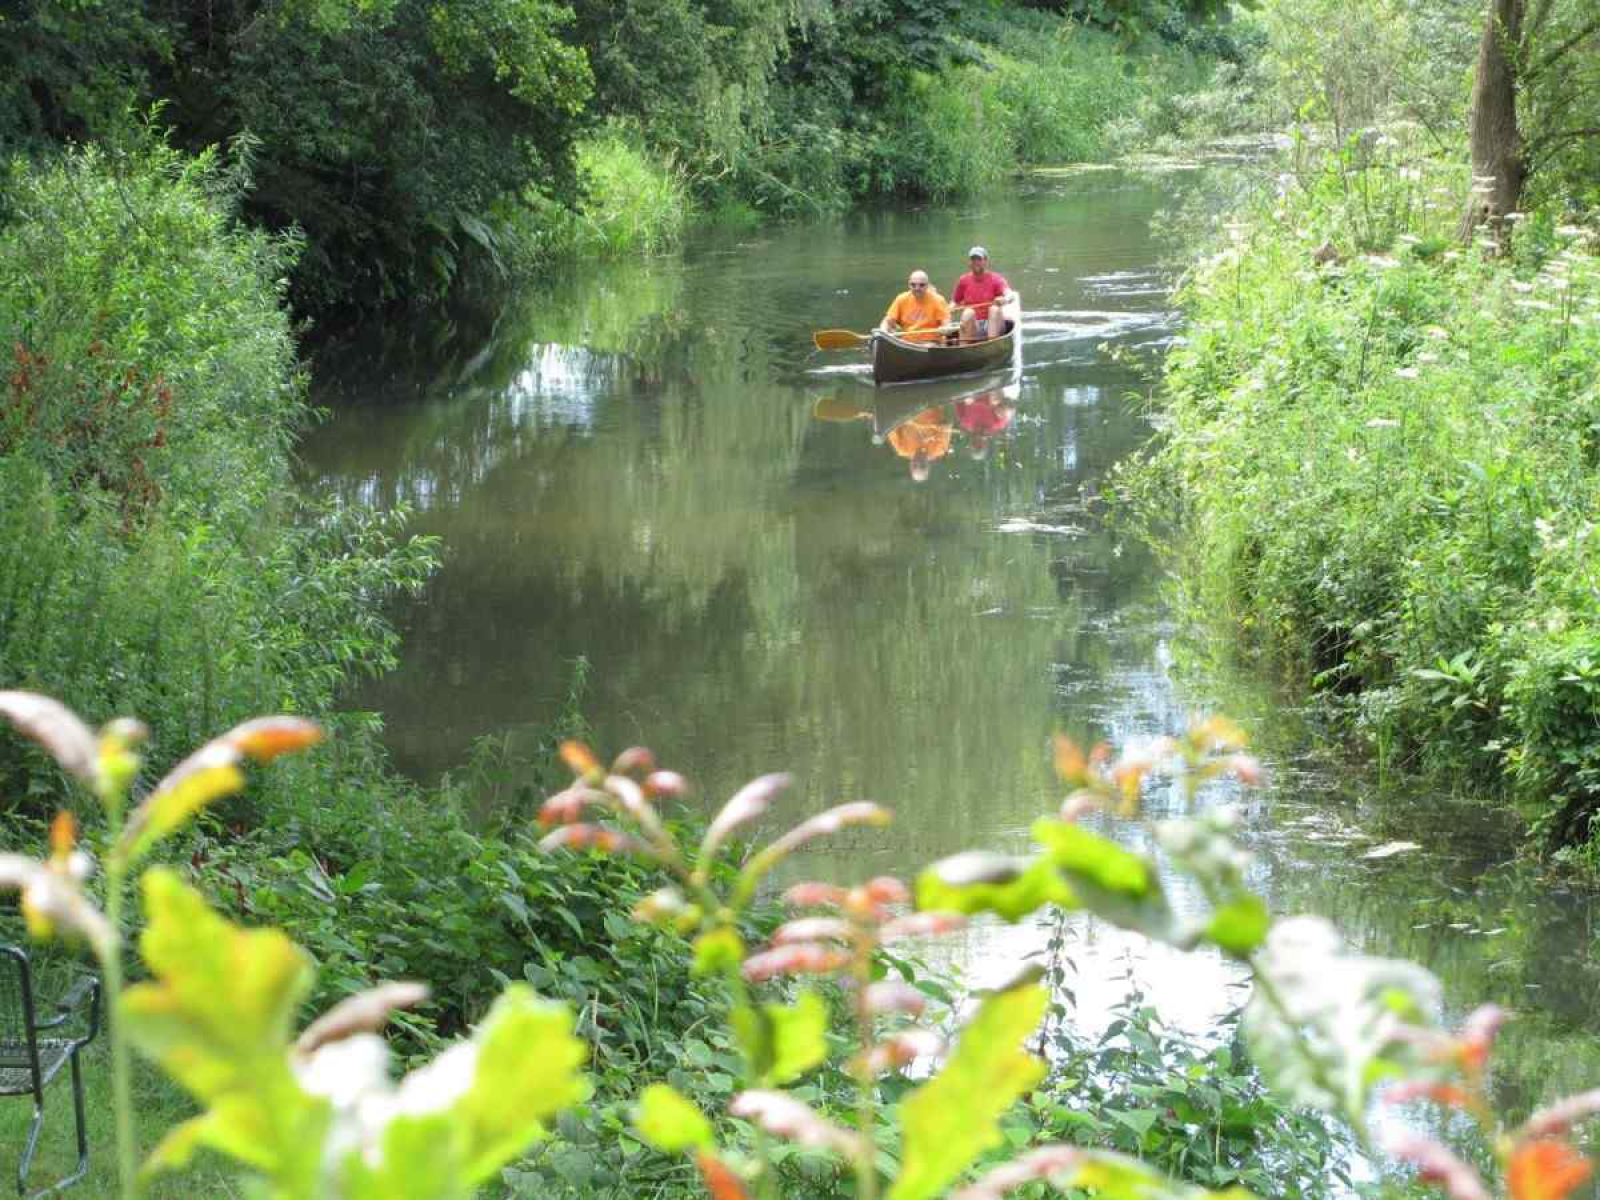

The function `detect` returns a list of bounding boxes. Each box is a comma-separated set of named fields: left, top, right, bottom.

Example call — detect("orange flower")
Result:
left=1509, top=1140, right=1593, bottom=1200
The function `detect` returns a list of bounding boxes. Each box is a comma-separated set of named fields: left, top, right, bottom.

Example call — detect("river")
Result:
left=299, top=171, right=1600, bottom=1150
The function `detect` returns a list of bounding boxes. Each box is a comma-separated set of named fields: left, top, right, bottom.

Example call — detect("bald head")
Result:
left=907, top=271, right=931, bottom=291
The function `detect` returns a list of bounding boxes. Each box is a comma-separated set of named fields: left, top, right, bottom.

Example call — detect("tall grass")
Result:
left=506, top=133, right=691, bottom=275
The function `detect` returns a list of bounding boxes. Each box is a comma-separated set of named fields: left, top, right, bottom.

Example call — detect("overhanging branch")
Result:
left=1527, top=16, right=1600, bottom=80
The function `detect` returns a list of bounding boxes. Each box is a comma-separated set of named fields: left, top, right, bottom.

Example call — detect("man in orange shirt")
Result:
left=886, top=406, right=954, bottom=481
left=879, top=270, right=951, bottom=342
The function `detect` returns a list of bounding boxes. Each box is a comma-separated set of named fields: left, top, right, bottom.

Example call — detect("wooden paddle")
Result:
left=812, top=396, right=872, bottom=422
left=812, top=300, right=1003, bottom=350
left=813, top=329, right=875, bottom=350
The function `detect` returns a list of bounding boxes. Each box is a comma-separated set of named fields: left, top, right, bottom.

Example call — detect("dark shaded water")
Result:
left=299, top=173, right=1600, bottom=1132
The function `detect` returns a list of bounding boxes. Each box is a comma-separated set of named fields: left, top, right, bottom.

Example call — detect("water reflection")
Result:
left=812, top=379, right=1022, bottom=481
left=300, top=173, right=1600, bottom=1157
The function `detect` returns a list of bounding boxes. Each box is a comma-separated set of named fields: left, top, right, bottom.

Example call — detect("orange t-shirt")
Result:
left=883, top=290, right=951, bottom=341
left=887, top=409, right=954, bottom=460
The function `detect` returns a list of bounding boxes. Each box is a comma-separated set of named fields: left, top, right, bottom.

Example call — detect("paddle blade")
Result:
left=812, top=396, right=872, bottom=422
left=813, top=329, right=871, bottom=351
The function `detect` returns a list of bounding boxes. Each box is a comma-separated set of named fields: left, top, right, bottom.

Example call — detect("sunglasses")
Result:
left=908, top=281, right=928, bottom=288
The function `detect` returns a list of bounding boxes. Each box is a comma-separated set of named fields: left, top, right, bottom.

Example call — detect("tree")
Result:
left=1462, top=0, right=1600, bottom=236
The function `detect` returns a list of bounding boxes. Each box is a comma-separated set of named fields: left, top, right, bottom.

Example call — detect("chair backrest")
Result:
left=0, top=946, right=39, bottom=1048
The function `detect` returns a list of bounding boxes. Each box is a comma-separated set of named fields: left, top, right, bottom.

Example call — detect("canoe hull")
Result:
left=871, top=297, right=1021, bottom=386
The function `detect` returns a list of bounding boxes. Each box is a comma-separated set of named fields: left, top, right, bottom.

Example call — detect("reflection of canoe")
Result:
left=871, top=376, right=1021, bottom=441
left=871, top=296, right=1022, bottom=386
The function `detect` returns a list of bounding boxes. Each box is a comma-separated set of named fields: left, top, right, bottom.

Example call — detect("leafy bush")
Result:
left=10, top=694, right=1600, bottom=1199
left=1128, top=144, right=1600, bottom=856
left=0, top=138, right=435, bottom=843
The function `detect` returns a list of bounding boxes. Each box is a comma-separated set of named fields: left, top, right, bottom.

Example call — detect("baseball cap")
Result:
left=967, top=246, right=988, bottom=259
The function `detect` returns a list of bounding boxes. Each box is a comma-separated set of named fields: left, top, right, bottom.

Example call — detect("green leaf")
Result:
left=120, top=868, right=329, bottom=1191
left=1243, top=916, right=1440, bottom=1130
left=692, top=927, right=745, bottom=977
left=729, top=990, right=829, bottom=1086
left=450, top=985, right=588, bottom=1185
left=915, top=852, right=1072, bottom=922
left=1107, top=1108, right=1160, bottom=1138
left=1032, top=819, right=1177, bottom=938
left=1206, top=894, right=1270, bottom=957
left=344, top=1113, right=465, bottom=1200
left=888, top=982, right=1049, bottom=1200
left=634, top=1084, right=714, bottom=1153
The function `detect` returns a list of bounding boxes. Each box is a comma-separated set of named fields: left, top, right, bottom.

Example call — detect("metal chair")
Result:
left=0, top=948, right=100, bottom=1196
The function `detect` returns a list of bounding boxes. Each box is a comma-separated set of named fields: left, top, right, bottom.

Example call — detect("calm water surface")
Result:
left=301, top=174, right=1600, bottom=1127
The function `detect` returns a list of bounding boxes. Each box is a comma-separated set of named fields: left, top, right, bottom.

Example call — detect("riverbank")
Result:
left=1127, top=143, right=1600, bottom=865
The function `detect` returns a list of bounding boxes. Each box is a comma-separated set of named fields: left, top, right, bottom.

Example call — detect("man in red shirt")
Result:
left=951, top=247, right=1015, bottom=344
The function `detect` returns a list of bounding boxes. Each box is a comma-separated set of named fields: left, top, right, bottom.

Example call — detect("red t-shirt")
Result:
left=952, top=270, right=1010, bottom=320
left=956, top=397, right=1014, bottom=435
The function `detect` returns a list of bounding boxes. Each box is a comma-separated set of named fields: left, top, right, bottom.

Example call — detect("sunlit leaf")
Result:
left=448, top=985, right=588, bottom=1184
left=693, top=927, right=745, bottom=977
left=342, top=1111, right=462, bottom=1200
left=915, top=852, right=1072, bottom=922
left=0, top=691, right=99, bottom=783
left=889, top=982, right=1049, bottom=1200
left=729, top=990, right=828, bottom=1086
left=1245, top=916, right=1442, bottom=1129
left=1033, top=819, right=1176, bottom=937
left=120, top=868, right=329, bottom=1189
left=1206, top=893, right=1270, bottom=957
left=635, top=1083, right=714, bottom=1152
left=119, top=742, right=246, bottom=864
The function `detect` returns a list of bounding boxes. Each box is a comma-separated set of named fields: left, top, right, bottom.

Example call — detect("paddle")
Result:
left=812, top=302, right=1003, bottom=351
left=813, top=329, right=875, bottom=351
left=812, top=396, right=872, bottom=422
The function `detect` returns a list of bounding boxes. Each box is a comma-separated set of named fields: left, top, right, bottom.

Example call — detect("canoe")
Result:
left=871, top=295, right=1021, bottom=386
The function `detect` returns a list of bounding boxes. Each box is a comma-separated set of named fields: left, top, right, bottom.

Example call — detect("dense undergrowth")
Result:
left=1127, top=143, right=1600, bottom=863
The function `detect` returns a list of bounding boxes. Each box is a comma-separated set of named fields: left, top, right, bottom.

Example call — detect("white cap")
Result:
left=967, top=246, right=988, bottom=259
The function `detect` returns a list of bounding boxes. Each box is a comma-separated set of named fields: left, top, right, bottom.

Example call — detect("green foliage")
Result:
left=1034, top=984, right=1349, bottom=1196
left=0, top=142, right=436, bottom=821
left=122, top=868, right=328, bottom=1188
left=889, top=982, right=1049, bottom=1200
left=2, top=1, right=1239, bottom=309
left=1129, top=146, right=1600, bottom=857
left=8, top=700, right=1599, bottom=1200
left=0, top=2, right=163, bottom=162
left=635, top=1083, right=715, bottom=1153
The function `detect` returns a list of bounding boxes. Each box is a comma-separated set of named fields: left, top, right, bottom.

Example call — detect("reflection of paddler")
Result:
left=887, top=406, right=954, bottom=481
left=954, top=389, right=1015, bottom=459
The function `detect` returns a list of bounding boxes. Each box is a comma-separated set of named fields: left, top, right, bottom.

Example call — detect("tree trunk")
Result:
left=1460, top=0, right=1527, bottom=241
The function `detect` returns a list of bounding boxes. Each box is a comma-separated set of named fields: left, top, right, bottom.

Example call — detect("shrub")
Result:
left=1129, top=144, right=1600, bottom=856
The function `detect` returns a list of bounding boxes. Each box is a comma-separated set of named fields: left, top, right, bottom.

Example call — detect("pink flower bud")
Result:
left=742, top=943, right=850, bottom=982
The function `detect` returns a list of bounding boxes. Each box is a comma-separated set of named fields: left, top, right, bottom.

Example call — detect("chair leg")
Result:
left=18, top=1057, right=91, bottom=1198
left=17, top=1099, right=43, bottom=1197
left=58, top=1054, right=89, bottom=1193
